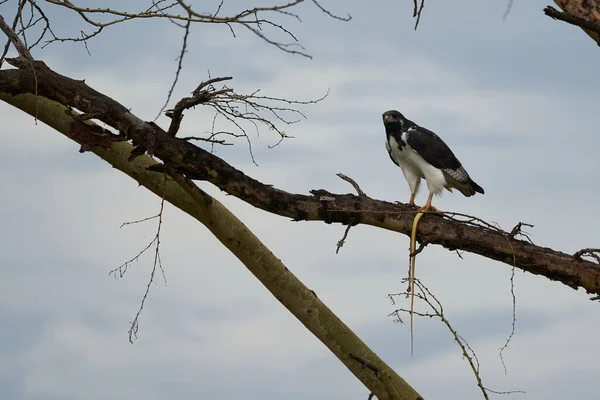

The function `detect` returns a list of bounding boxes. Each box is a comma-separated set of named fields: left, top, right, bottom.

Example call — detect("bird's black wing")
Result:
left=385, top=139, right=400, bottom=166
left=405, top=125, right=462, bottom=171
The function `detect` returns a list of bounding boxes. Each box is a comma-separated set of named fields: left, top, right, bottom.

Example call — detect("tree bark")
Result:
left=0, top=58, right=598, bottom=298
left=550, top=0, right=600, bottom=42
left=0, top=91, right=423, bottom=400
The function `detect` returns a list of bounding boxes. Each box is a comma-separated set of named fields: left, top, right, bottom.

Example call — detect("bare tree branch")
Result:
left=499, top=263, right=517, bottom=375
left=154, top=18, right=191, bottom=121
left=390, top=280, right=523, bottom=400
left=1, top=91, right=424, bottom=399
left=412, top=0, right=425, bottom=30
left=311, top=0, right=351, bottom=21
left=1, top=61, right=599, bottom=299
left=165, top=76, right=233, bottom=137
left=0, top=12, right=32, bottom=62
left=110, top=180, right=169, bottom=343
left=544, top=5, right=600, bottom=42
left=6, top=0, right=352, bottom=58
left=503, top=0, right=515, bottom=20
left=336, top=223, right=353, bottom=254
left=336, top=173, right=367, bottom=197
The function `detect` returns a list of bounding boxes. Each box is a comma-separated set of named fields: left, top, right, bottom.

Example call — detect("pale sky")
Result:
left=1, top=1, right=600, bottom=399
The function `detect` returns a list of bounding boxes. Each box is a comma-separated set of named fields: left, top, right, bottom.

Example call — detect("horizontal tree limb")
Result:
left=1, top=59, right=599, bottom=297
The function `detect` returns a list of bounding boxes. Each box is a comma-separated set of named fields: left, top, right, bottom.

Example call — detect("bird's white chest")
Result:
left=386, top=134, right=447, bottom=194
left=387, top=134, right=422, bottom=172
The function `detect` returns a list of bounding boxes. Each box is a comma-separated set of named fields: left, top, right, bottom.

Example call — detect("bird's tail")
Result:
left=444, top=173, right=484, bottom=197
left=470, top=180, right=484, bottom=195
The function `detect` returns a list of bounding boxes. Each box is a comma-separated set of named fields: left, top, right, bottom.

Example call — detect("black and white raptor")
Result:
left=382, top=110, right=484, bottom=211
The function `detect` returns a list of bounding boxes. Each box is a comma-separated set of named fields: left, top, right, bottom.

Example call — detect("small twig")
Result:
left=499, top=261, right=517, bottom=375
left=499, top=218, right=521, bottom=375
left=413, top=0, right=425, bottom=30
left=120, top=214, right=159, bottom=228
left=0, top=14, right=33, bottom=61
left=409, top=241, right=428, bottom=258
left=311, top=0, right=351, bottom=21
left=154, top=18, right=191, bottom=121
left=336, top=223, right=353, bottom=254
left=191, top=76, right=234, bottom=96
left=127, top=180, right=168, bottom=343
left=0, top=1, right=24, bottom=67
left=0, top=11, right=38, bottom=119
left=389, top=308, right=436, bottom=318
left=165, top=76, right=233, bottom=136
left=573, top=248, right=600, bottom=264
left=503, top=0, right=515, bottom=20
left=336, top=173, right=367, bottom=196
left=182, top=137, right=232, bottom=145
left=485, top=388, right=526, bottom=395
left=110, top=174, right=169, bottom=343
left=509, top=221, right=534, bottom=244
left=457, top=333, right=480, bottom=372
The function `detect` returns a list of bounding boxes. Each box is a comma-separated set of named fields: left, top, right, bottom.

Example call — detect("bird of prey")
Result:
left=382, top=110, right=484, bottom=211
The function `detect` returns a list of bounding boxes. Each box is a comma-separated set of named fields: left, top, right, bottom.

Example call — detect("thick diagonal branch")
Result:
left=0, top=91, right=422, bottom=400
left=0, top=60, right=599, bottom=297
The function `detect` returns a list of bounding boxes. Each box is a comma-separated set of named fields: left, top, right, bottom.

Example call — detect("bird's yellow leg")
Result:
left=409, top=210, right=425, bottom=356
left=417, top=192, right=441, bottom=213
left=408, top=192, right=417, bottom=207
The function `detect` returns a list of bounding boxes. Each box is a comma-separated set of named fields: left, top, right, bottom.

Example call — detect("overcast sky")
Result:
left=1, top=0, right=599, bottom=399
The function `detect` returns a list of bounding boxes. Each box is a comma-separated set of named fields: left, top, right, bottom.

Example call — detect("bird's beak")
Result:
left=383, top=115, right=391, bottom=121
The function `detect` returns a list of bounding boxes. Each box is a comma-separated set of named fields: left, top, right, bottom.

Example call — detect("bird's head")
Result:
left=382, top=110, right=406, bottom=128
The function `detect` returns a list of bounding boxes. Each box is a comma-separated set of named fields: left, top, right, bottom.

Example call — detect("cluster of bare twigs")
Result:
left=0, top=0, right=349, bottom=60
left=415, top=212, right=527, bottom=369
left=389, top=279, right=525, bottom=400
left=168, top=75, right=329, bottom=158
left=109, top=175, right=168, bottom=343
left=0, top=0, right=337, bottom=155
left=389, top=279, right=491, bottom=399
